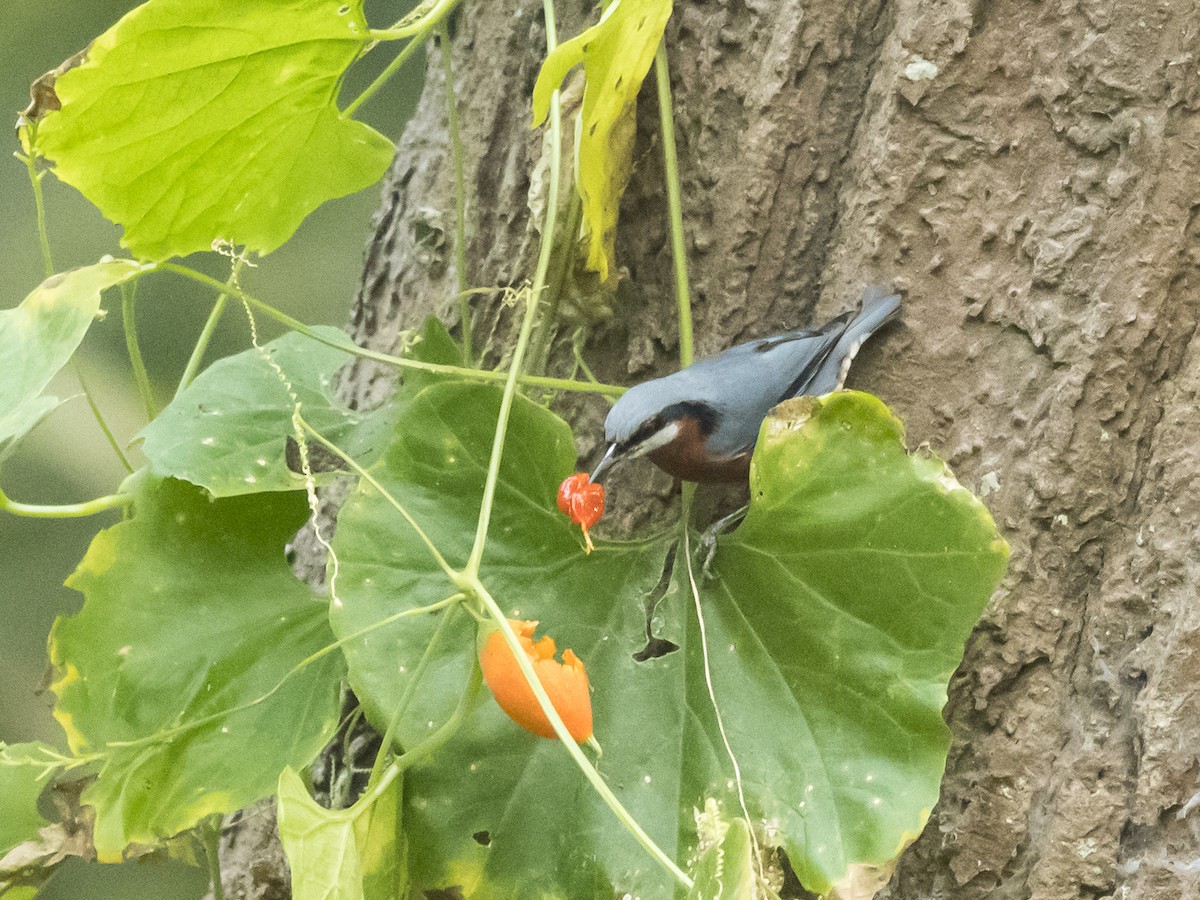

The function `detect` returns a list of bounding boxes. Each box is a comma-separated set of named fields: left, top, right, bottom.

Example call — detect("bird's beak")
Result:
left=590, top=443, right=619, bottom=482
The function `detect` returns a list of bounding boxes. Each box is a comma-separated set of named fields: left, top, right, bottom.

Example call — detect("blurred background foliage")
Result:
left=1, top=2, right=421, bottom=895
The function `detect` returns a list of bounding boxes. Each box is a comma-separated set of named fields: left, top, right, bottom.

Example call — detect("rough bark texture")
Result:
left=227, top=0, right=1200, bottom=895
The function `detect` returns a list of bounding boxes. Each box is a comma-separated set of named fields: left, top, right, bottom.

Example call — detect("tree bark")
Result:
left=225, top=0, right=1200, bottom=895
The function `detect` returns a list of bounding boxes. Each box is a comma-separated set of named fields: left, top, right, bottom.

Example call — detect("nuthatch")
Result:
left=591, top=287, right=901, bottom=484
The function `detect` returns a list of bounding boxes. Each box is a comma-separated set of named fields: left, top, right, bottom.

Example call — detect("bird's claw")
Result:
left=698, top=505, right=748, bottom=582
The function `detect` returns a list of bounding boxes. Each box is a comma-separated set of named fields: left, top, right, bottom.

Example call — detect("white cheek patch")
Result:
left=629, top=421, right=682, bottom=458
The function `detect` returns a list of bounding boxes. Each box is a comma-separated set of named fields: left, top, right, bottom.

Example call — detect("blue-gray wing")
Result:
left=605, top=287, right=901, bottom=459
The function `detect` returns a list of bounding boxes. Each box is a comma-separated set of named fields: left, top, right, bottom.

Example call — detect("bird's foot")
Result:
left=699, top=505, right=748, bottom=581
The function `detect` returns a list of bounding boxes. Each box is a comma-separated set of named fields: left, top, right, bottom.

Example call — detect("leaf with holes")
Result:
left=25, top=0, right=394, bottom=261
left=52, top=477, right=343, bottom=859
left=139, top=317, right=461, bottom=497
left=532, top=0, right=673, bottom=280
left=329, top=384, right=1004, bottom=897
left=330, top=381, right=682, bottom=897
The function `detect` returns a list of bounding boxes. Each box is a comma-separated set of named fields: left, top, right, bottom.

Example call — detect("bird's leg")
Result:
left=700, top=504, right=748, bottom=580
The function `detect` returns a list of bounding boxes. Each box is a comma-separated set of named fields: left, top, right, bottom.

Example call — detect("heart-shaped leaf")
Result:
left=330, top=381, right=681, bottom=897
left=27, top=0, right=394, bottom=261
left=330, top=384, right=1006, bottom=896
left=53, top=476, right=343, bottom=859
left=696, top=392, right=1009, bottom=892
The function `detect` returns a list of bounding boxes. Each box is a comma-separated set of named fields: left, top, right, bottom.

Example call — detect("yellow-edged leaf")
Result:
left=532, top=0, right=673, bottom=280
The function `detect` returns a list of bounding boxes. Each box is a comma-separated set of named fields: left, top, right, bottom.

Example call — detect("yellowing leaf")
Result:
left=27, top=0, right=395, bottom=262
left=0, top=260, right=146, bottom=457
left=532, top=0, right=673, bottom=280
left=53, top=478, right=343, bottom=859
left=277, top=767, right=405, bottom=900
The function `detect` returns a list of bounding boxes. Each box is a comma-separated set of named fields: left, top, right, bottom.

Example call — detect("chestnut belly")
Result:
left=647, top=443, right=751, bottom=483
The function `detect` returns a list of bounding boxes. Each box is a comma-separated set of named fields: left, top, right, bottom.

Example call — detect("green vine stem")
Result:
left=468, top=576, right=693, bottom=890
left=22, top=133, right=131, bottom=471
left=366, top=0, right=463, bottom=43
left=367, top=603, right=463, bottom=789
left=121, top=281, right=157, bottom=420
left=175, top=258, right=246, bottom=398
left=438, top=21, right=473, bottom=365
left=347, top=660, right=483, bottom=834
left=300, top=417, right=458, bottom=581
left=0, top=485, right=132, bottom=519
left=450, top=1, right=692, bottom=887
left=201, top=817, right=225, bottom=900
left=71, top=358, right=133, bottom=474
left=18, top=141, right=53, bottom=278
left=654, top=40, right=693, bottom=368
left=380, top=657, right=483, bottom=780
left=462, top=0, right=564, bottom=575
left=151, top=263, right=624, bottom=397
left=347, top=0, right=465, bottom=118
left=528, top=190, right=583, bottom=376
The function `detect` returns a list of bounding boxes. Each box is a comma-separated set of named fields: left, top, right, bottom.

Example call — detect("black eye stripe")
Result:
left=660, top=402, right=719, bottom=437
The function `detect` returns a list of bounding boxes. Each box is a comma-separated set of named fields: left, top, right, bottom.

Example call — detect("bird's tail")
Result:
left=821, top=285, right=902, bottom=392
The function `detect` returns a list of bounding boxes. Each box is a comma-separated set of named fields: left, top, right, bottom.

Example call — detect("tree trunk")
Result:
left=222, top=0, right=1200, bottom=895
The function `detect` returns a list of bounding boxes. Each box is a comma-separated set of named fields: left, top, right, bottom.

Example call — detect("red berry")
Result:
left=569, top=483, right=605, bottom=529
left=556, top=473, right=606, bottom=553
left=557, top=472, right=589, bottom=515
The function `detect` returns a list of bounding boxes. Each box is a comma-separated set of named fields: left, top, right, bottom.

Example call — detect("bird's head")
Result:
left=592, top=394, right=723, bottom=483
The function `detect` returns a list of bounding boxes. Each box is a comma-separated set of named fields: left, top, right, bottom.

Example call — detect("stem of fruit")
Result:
left=468, top=575, right=693, bottom=889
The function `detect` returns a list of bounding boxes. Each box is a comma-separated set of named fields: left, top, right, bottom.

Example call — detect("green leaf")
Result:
left=0, top=743, right=54, bottom=857
left=331, top=381, right=681, bottom=898
left=330, top=384, right=1005, bottom=897
left=139, top=328, right=385, bottom=496
left=696, top=392, right=1009, bottom=892
left=139, top=317, right=462, bottom=497
left=0, top=260, right=145, bottom=457
left=52, top=476, right=343, bottom=860
left=532, top=0, right=673, bottom=280
left=28, top=0, right=394, bottom=262
left=686, top=806, right=756, bottom=900
left=277, top=767, right=405, bottom=900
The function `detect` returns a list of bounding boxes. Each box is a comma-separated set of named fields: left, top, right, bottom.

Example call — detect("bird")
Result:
left=591, top=286, right=901, bottom=485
